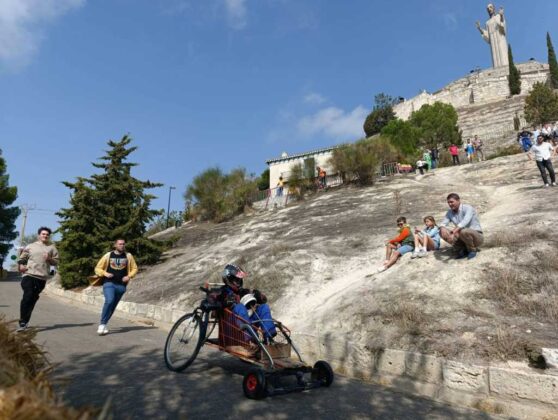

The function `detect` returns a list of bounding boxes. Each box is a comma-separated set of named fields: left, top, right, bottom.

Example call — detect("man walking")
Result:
left=17, top=227, right=59, bottom=332
left=473, top=135, right=484, bottom=161
left=449, top=144, right=460, bottom=165
left=439, top=193, right=483, bottom=260
left=528, top=135, right=556, bottom=187
left=94, top=239, right=138, bottom=335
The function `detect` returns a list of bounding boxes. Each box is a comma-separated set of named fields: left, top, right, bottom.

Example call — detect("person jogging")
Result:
left=94, top=239, right=138, bottom=335
left=16, top=227, right=59, bottom=332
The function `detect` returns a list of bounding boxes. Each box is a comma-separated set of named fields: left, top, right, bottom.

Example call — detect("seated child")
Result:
left=377, top=216, right=414, bottom=273
left=411, top=216, right=441, bottom=259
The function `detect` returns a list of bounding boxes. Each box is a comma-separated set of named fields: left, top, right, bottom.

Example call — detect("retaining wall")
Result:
left=45, top=282, right=558, bottom=419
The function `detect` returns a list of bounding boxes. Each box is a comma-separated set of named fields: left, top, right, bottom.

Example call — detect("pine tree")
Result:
left=547, top=32, right=558, bottom=89
left=0, top=149, right=20, bottom=269
left=508, top=44, right=521, bottom=95
left=57, top=135, right=163, bottom=288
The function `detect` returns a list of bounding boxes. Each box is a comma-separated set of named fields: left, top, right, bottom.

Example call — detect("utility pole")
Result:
left=18, top=204, right=36, bottom=249
left=166, top=186, right=176, bottom=228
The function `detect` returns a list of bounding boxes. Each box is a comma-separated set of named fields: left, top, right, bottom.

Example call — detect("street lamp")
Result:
left=166, top=186, right=176, bottom=228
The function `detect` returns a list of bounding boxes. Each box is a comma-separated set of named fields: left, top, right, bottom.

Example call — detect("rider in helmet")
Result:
left=221, top=263, right=276, bottom=341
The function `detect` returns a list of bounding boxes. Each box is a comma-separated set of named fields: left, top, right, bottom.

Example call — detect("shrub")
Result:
left=286, top=163, right=313, bottom=200
left=185, top=167, right=257, bottom=222
left=524, top=82, right=558, bottom=127
left=329, top=137, right=397, bottom=186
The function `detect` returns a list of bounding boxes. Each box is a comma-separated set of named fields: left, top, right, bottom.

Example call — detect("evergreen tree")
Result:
left=508, top=44, right=521, bottom=95
left=363, top=93, right=397, bottom=137
left=409, top=102, right=460, bottom=150
left=547, top=32, right=558, bottom=89
left=0, top=149, right=20, bottom=268
left=57, top=135, right=163, bottom=288
left=524, top=82, right=558, bottom=126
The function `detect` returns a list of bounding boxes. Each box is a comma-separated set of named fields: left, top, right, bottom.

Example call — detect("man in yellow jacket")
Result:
left=94, top=239, right=138, bottom=335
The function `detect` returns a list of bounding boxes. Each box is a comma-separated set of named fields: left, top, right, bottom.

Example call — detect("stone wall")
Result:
left=393, top=61, right=549, bottom=121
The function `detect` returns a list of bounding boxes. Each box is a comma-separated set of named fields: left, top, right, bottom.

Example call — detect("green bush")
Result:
left=185, top=167, right=257, bottom=222
left=286, top=163, right=313, bottom=200
left=329, top=136, right=397, bottom=185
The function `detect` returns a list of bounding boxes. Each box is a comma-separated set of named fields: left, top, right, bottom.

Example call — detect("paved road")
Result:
left=0, top=279, right=496, bottom=419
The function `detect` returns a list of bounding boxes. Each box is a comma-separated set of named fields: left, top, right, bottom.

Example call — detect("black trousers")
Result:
left=20, top=275, right=46, bottom=324
left=452, top=155, right=460, bottom=165
left=536, top=159, right=556, bottom=184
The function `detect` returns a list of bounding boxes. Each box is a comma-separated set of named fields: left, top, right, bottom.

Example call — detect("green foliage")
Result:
left=363, top=93, right=397, bottom=137
left=0, top=149, right=20, bottom=265
left=57, top=135, right=163, bottom=289
left=409, top=102, right=460, bottom=149
left=257, top=168, right=269, bottom=191
left=486, top=144, right=521, bottom=160
left=381, top=119, right=420, bottom=156
left=328, top=137, right=397, bottom=186
left=185, top=167, right=257, bottom=223
left=508, top=44, right=521, bottom=95
left=524, top=82, right=558, bottom=126
left=286, top=163, right=313, bottom=200
left=547, top=32, right=558, bottom=89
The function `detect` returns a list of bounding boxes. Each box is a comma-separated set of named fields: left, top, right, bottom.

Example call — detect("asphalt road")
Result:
left=0, top=279, right=497, bottom=419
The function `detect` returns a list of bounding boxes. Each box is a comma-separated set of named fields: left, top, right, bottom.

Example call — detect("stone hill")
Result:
left=123, top=153, right=557, bottom=364
left=394, top=61, right=549, bottom=152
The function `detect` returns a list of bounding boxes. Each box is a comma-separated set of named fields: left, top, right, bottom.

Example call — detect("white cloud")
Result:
left=0, top=0, right=84, bottom=70
left=224, top=0, right=247, bottom=30
left=297, top=106, right=367, bottom=140
left=303, top=92, right=327, bottom=105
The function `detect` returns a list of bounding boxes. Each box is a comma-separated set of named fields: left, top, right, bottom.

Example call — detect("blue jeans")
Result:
left=100, top=282, right=126, bottom=324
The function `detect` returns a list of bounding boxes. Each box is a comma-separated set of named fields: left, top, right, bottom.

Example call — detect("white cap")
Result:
left=240, top=294, right=257, bottom=307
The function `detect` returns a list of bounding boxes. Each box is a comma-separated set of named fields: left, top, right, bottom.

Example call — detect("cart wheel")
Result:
left=311, top=360, right=334, bottom=387
left=164, top=312, right=205, bottom=372
left=243, top=369, right=268, bottom=399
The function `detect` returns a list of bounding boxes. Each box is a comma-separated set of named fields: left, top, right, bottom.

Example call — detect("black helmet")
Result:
left=222, top=264, right=247, bottom=291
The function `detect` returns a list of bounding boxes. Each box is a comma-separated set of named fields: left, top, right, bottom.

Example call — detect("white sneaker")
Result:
left=103, top=325, right=109, bottom=335
left=418, top=249, right=428, bottom=258
left=544, top=184, right=550, bottom=188
left=97, top=324, right=107, bottom=335
left=16, top=323, right=28, bottom=332
left=552, top=182, right=557, bottom=186
left=410, top=251, right=419, bottom=259
left=376, top=265, right=388, bottom=273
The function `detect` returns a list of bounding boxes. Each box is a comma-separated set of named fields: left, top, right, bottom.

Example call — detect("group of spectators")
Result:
left=414, top=136, right=484, bottom=175
left=377, top=193, right=483, bottom=273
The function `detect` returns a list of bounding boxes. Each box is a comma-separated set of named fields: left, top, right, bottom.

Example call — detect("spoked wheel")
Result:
left=311, top=360, right=334, bottom=387
left=164, top=312, right=205, bottom=372
left=242, top=369, right=268, bottom=399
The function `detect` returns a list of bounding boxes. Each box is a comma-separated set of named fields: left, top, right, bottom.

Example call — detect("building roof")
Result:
left=266, top=145, right=342, bottom=165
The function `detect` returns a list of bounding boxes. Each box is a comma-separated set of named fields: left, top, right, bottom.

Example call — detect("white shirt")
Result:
left=531, top=142, right=554, bottom=161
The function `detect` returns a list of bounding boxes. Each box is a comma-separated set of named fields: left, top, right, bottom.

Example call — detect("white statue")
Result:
left=476, top=4, right=508, bottom=68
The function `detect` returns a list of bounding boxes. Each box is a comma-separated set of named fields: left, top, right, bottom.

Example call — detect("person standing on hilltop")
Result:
left=448, top=144, right=460, bottom=165
left=94, top=239, right=138, bottom=335
left=473, top=135, right=484, bottom=161
left=16, top=227, right=59, bottom=332
left=527, top=135, right=556, bottom=187
left=440, top=193, right=483, bottom=260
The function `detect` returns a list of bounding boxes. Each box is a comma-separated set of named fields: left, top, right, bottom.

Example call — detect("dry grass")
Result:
left=0, top=316, right=98, bottom=419
left=382, top=301, right=431, bottom=336
left=483, top=227, right=551, bottom=249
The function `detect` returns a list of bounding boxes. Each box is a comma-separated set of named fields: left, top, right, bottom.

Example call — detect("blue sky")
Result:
left=1, top=0, right=557, bottom=244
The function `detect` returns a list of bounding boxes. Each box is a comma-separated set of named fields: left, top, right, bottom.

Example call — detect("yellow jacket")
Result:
left=94, top=252, right=138, bottom=279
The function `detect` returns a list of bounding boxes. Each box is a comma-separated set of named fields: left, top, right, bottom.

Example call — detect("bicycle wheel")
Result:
left=164, top=312, right=205, bottom=372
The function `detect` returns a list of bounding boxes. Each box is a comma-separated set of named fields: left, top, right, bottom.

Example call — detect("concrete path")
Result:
left=0, top=279, right=498, bottom=419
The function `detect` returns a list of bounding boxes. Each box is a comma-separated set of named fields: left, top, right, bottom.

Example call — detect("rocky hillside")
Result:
left=125, top=153, right=558, bottom=362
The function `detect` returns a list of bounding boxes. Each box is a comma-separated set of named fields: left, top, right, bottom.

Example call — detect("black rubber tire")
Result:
left=164, top=312, right=205, bottom=372
left=311, top=360, right=334, bottom=387
left=242, top=369, right=268, bottom=399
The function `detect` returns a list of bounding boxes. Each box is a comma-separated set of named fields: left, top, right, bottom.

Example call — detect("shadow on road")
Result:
left=107, top=325, right=157, bottom=334
left=36, top=323, right=96, bottom=332
left=53, top=346, right=492, bottom=419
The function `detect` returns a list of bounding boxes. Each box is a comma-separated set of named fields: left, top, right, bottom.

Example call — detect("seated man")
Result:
left=220, top=264, right=276, bottom=341
left=439, top=193, right=483, bottom=260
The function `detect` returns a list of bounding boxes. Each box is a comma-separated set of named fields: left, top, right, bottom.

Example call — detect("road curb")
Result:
left=45, top=282, right=558, bottom=419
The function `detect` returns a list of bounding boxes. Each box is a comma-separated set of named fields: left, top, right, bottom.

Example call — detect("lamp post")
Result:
left=166, top=186, right=176, bottom=228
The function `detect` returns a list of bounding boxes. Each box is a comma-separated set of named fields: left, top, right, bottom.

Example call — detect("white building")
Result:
left=266, top=146, right=339, bottom=190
